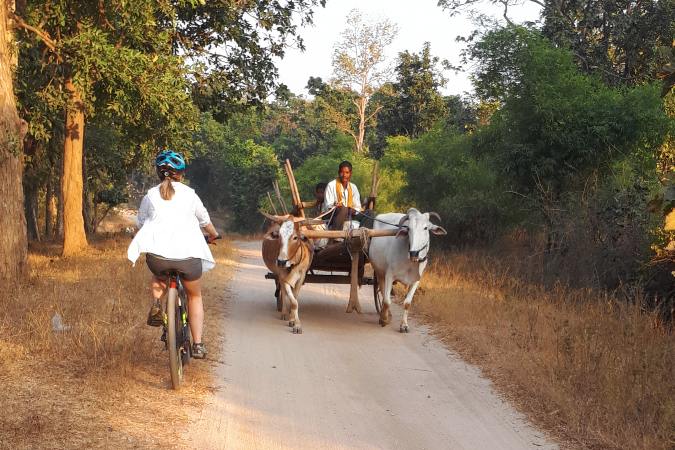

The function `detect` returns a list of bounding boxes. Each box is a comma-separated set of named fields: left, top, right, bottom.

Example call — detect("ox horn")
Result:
left=259, top=210, right=290, bottom=223
left=398, top=215, right=409, bottom=228
left=428, top=212, right=442, bottom=224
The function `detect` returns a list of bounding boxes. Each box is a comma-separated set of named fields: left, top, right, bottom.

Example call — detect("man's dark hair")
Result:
left=338, top=160, right=352, bottom=171
left=315, top=182, right=327, bottom=191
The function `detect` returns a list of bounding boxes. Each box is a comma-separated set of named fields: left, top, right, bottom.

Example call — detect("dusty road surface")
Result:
left=187, top=241, right=558, bottom=450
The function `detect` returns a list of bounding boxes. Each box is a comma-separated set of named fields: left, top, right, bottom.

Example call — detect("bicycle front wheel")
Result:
left=167, top=287, right=183, bottom=390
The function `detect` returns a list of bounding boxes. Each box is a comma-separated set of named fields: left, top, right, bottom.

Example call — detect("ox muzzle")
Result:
left=409, top=251, right=420, bottom=262
left=277, top=258, right=288, bottom=267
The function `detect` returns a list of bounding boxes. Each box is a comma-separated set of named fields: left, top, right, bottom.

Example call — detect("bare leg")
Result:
left=280, top=285, right=289, bottom=321
left=182, top=278, right=204, bottom=344
left=151, top=276, right=167, bottom=301
left=284, top=283, right=302, bottom=334
left=379, top=273, right=394, bottom=326
left=400, top=281, right=420, bottom=333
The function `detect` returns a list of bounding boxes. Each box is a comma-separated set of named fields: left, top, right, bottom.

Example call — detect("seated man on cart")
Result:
left=297, top=182, right=327, bottom=218
left=323, top=160, right=373, bottom=230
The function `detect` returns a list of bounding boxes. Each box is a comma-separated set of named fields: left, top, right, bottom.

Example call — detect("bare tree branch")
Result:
left=12, top=13, right=57, bottom=52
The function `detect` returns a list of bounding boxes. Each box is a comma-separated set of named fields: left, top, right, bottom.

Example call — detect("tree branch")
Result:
left=365, top=105, right=383, bottom=122
left=12, top=13, right=58, bottom=53
left=500, top=0, right=514, bottom=26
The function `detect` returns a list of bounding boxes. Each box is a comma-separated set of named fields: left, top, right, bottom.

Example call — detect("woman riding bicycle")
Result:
left=127, top=150, right=219, bottom=359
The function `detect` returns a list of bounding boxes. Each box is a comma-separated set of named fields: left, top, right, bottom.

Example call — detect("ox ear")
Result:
left=395, top=228, right=408, bottom=238
left=264, top=231, right=279, bottom=240
left=430, top=224, right=447, bottom=236
left=264, top=227, right=280, bottom=240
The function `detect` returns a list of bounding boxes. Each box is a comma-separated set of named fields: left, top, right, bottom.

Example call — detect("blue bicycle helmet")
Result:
left=155, top=150, right=186, bottom=171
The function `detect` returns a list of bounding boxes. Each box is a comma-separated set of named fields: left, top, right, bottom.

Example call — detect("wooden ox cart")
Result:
left=263, top=160, right=398, bottom=314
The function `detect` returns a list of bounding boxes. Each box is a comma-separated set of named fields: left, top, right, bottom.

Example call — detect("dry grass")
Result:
left=0, top=235, right=235, bottom=449
left=409, top=251, right=674, bottom=450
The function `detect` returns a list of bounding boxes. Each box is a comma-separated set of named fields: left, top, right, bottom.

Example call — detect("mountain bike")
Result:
left=160, top=235, right=220, bottom=390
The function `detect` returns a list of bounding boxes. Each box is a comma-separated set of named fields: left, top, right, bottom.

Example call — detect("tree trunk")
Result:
left=45, top=174, right=56, bottom=238
left=61, top=77, right=88, bottom=256
left=56, top=150, right=64, bottom=238
left=0, top=0, right=28, bottom=282
left=356, top=96, right=366, bottom=153
left=24, top=182, right=40, bottom=241
left=82, top=151, right=94, bottom=234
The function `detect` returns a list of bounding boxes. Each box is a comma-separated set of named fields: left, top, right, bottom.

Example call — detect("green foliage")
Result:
left=375, top=43, right=447, bottom=141
left=541, top=0, right=675, bottom=86
left=403, top=127, right=515, bottom=242
left=262, top=93, right=354, bottom=164
left=189, top=114, right=278, bottom=232
left=182, top=0, right=326, bottom=119
left=470, top=27, right=671, bottom=195
left=16, top=0, right=197, bottom=144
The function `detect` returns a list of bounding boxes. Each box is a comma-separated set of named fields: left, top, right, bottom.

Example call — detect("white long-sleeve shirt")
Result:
left=127, top=182, right=215, bottom=272
left=322, top=179, right=362, bottom=213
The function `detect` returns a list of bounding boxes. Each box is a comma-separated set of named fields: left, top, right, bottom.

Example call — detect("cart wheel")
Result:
left=373, top=274, right=383, bottom=314
left=275, top=281, right=282, bottom=312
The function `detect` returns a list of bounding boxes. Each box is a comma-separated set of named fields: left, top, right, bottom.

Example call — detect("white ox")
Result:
left=368, top=208, right=447, bottom=332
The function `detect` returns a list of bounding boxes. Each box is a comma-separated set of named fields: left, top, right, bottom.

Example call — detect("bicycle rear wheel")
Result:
left=167, top=287, right=183, bottom=389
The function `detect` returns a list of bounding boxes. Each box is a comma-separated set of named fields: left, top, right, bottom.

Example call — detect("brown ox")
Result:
left=261, top=214, right=317, bottom=334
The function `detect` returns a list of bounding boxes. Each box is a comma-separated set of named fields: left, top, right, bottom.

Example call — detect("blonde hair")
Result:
left=158, top=170, right=183, bottom=200
left=159, top=176, right=175, bottom=200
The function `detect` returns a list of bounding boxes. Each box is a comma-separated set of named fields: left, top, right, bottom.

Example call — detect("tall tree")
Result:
left=14, top=2, right=194, bottom=255
left=14, top=0, right=324, bottom=255
left=331, top=9, right=397, bottom=153
left=375, top=43, right=447, bottom=140
left=0, top=0, right=28, bottom=282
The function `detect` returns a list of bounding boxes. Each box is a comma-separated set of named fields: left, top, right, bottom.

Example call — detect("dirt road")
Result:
left=187, top=241, right=558, bottom=450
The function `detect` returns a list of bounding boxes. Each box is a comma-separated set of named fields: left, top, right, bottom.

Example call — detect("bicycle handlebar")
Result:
left=205, top=234, right=222, bottom=244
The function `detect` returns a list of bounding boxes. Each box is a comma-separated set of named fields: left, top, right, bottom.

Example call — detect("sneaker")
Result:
left=146, top=300, right=163, bottom=327
left=192, top=343, right=207, bottom=359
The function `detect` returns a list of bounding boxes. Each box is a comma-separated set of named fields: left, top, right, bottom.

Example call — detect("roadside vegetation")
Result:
left=0, top=236, right=234, bottom=448
left=411, top=249, right=674, bottom=449
left=1, top=1, right=673, bottom=449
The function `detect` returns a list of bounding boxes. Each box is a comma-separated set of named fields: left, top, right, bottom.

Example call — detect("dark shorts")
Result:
left=146, top=254, right=202, bottom=281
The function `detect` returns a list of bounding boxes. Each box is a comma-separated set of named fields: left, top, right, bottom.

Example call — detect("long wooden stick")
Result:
left=266, top=191, right=278, bottom=215
left=368, top=161, right=379, bottom=210
left=284, top=160, right=300, bottom=207
left=284, top=159, right=305, bottom=218
left=273, top=180, right=288, bottom=214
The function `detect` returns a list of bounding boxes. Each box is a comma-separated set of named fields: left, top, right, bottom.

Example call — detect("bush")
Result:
left=403, top=127, right=516, bottom=243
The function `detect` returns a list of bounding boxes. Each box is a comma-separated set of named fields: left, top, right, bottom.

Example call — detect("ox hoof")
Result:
left=292, top=326, right=303, bottom=334
left=399, top=325, right=409, bottom=333
left=288, top=320, right=295, bottom=327
left=281, top=313, right=288, bottom=321
left=379, top=318, right=387, bottom=327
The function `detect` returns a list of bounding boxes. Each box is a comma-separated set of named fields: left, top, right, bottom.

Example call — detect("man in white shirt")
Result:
left=322, top=160, right=364, bottom=230
left=323, top=160, right=362, bottom=213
